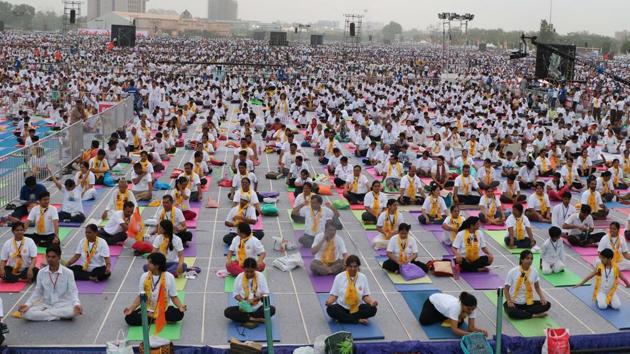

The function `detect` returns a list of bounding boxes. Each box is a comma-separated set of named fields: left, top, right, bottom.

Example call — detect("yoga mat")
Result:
left=286, top=185, right=296, bottom=192
left=606, top=201, right=629, bottom=209
left=53, top=198, right=98, bottom=227
left=109, top=245, right=123, bottom=257
left=287, top=192, right=296, bottom=207
left=484, top=290, right=558, bottom=337
left=365, top=232, right=387, bottom=256
left=485, top=230, right=539, bottom=254
left=483, top=224, right=507, bottom=231
left=253, top=215, right=263, bottom=230
left=530, top=221, right=551, bottom=229
left=286, top=209, right=305, bottom=230
left=365, top=167, right=380, bottom=179
left=0, top=254, right=43, bottom=293
left=226, top=294, right=281, bottom=342
left=302, top=257, right=335, bottom=293
left=466, top=210, right=480, bottom=217
left=375, top=256, right=432, bottom=284
left=400, top=290, right=465, bottom=339
left=224, top=269, right=268, bottom=293
left=351, top=210, right=377, bottom=230
left=421, top=223, right=444, bottom=232
left=530, top=254, right=583, bottom=287
left=561, top=237, right=599, bottom=256
left=395, top=283, right=439, bottom=292
left=127, top=291, right=186, bottom=340
left=185, top=207, right=200, bottom=229
left=460, top=270, right=504, bottom=290
left=316, top=293, right=384, bottom=340
left=174, top=257, right=196, bottom=291
left=76, top=256, right=118, bottom=294
left=37, top=227, right=73, bottom=254
left=183, top=242, right=197, bottom=257
left=614, top=208, right=630, bottom=216
left=568, top=286, right=630, bottom=330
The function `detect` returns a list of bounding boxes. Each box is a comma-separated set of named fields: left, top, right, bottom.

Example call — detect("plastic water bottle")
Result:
left=258, top=145, right=262, bottom=155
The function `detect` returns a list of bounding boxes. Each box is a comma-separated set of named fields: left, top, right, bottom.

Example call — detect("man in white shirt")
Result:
left=156, top=195, right=193, bottom=246
left=100, top=201, right=135, bottom=245
left=310, top=220, right=348, bottom=276
left=293, top=195, right=340, bottom=248
left=343, top=165, right=370, bottom=205
left=597, top=221, right=630, bottom=270
left=130, top=162, right=153, bottom=201
left=65, top=224, right=111, bottom=282
left=102, top=178, right=137, bottom=220
left=562, top=205, right=605, bottom=247
left=17, top=245, right=82, bottom=321
left=453, top=165, right=481, bottom=205
left=26, top=191, right=60, bottom=248
left=551, top=192, right=576, bottom=231
left=223, top=194, right=262, bottom=244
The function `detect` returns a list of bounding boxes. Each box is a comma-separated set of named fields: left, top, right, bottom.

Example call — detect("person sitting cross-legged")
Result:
left=504, top=250, right=551, bottom=319
left=382, top=223, right=428, bottom=274
left=65, top=224, right=111, bottom=282
left=0, top=222, right=38, bottom=283
left=310, top=220, right=348, bottom=276
left=226, top=223, right=266, bottom=276
left=224, top=257, right=275, bottom=328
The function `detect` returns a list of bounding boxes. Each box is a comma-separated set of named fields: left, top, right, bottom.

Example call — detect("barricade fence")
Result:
left=0, top=95, right=134, bottom=207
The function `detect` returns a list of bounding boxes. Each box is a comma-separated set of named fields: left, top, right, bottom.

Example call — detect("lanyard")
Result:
left=49, top=272, right=60, bottom=290
left=604, top=267, right=612, bottom=283
left=152, top=274, right=162, bottom=292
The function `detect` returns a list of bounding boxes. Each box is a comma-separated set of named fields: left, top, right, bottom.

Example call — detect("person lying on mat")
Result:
left=326, top=255, right=378, bottom=325
left=383, top=223, right=428, bottom=274
left=398, top=167, right=425, bottom=206
left=452, top=165, right=481, bottom=206
left=504, top=250, right=551, bottom=319
left=581, top=177, right=609, bottom=220
left=170, top=177, right=196, bottom=221
left=226, top=223, right=266, bottom=276
left=362, top=181, right=387, bottom=224
left=478, top=186, right=505, bottom=225
left=563, top=205, right=604, bottom=247
left=525, top=182, right=551, bottom=223
left=232, top=177, right=262, bottom=216
left=596, top=222, right=630, bottom=271
left=16, top=245, right=82, bottom=321
left=541, top=226, right=565, bottom=274
left=74, top=162, right=97, bottom=201
left=155, top=195, right=192, bottom=246
left=0, top=222, right=38, bottom=283
left=25, top=191, right=59, bottom=248
left=442, top=205, right=464, bottom=246
left=65, top=224, right=111, bottom=282
left=419, top=292, right=487, bottom=337
left=294, top=195, right=339, bottom=248
left=505, top=203, right=537, bottom=249
left=224, top=194, right=261, bottom=245
left=310, top=220, right=348, bottom=276
left=49, top=175, right=86, bottom=224
left=224, top=257, right=275, bottom=328
left=374, top=199, right=404, bottom=250
left=417, top=185, right=447, bottom=225
left=575, top=249, right=630, bottom=310
left=343, top=165, right=370, bottom=205
left=452, top=216, right=493, bottom=272
left=144, top=220, right=187, bottom=276
left=124, top=252, right=186, bottom=326
left=102, top=178, right=136, bottom=220
left=100, top=201, right=135, bottom=245
left=130, top=162, right=153, bottom=202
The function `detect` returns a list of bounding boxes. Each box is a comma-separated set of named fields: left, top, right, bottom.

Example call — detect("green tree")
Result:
left=621, top=40, right=630, bottom=54
left=382, top=21, right=403, bottom=41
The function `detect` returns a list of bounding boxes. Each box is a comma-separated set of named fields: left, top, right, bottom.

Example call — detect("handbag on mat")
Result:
left=427, top=260, right=454, bottom=277
left=106, top=330, right=133, bottom=354
left=400, top=263, right=426, bottom=281
left=541, top=328, right=570, bottom=354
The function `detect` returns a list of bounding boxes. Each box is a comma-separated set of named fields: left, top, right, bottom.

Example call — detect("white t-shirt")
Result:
left=138, top=272, right=177, bottom=311
left=421, top=196, right=447, bottom=216
left=505, top=266, right=540, bottom=305
left=563, top=213, right=594, bottom=236
left=598, top=234, right=629, bottom=254
left=505, top=214, right=531, bottom=230
left=386, top=235, right=418, bottom=262
left=233, top=271, right=269, bottom=311
left=225, top=205, right=257, bottom=232
left=312, top=233, right=347, bottom=262
left=27, top=205, right=59, bottom=234
left=73, top=237, right=110, bottom=271
left=62, top=188, right=84, bottom=215
left=454, top=175, right=479, bottom=195
left=152, top=235, right=184, bottom=263
left=156, top=207, right=186, bottom=227
left=345, top=174, right=369, bottom=194
left=0, top=237, right=38, bottom=269
left=453, top=230, right=486, bottom=252
left=131, top=172, right=152, bottom=192
left=232, top=189, right=260, bottom=205
left=299, top=207, right=334, bottom=235
left=229, top=235, right=265, bottom=259
left=363, top=192, right=388, bottom=213
left=330, top=271, right=371, bottom=310
left=526, top=193, right=551, bottom=212
left=551, top=203, right=576, bottom=228
left=376, top=210, right=405, bottom=229
left=429, top=293, right=476, bottom=321
left=399, top=175, right=423, bottom=198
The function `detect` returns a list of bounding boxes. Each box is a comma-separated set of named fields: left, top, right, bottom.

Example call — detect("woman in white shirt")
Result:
left=418, top=185, right=447, bottom=225
left=419, top=291, right=487, bottom=337
left=74, top=162, right=97, bottom=201
left=146, top=220, right=187, bottom=277
left=0, top=222, right=39, bottom=283
left=504, top=250, right=551, bottom=319
left=374, top=199, right=404, bottom=250
left=65, top=224, right=111, bottom=282
left=226, top=223, right=266, bottom=276
left=453, top=216, right=493, bottom=272
left=326, top=255, right=378, bottom=324
left=382, top=223, right=428, bottom=274
left=224, top=257, right=275, bottom=326
left=343, top=166, right=370, bottom=205
left=362, top=181, right=387, bottom=224
left=124, top=252, right=186, bottom=326
left=505, top=203, right=536, bottom=249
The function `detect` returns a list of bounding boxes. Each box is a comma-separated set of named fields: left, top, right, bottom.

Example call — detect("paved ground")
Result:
left=0, top=105, right=627, bottom=347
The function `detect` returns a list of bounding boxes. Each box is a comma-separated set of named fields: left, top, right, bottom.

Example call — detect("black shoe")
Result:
left=0, top=322, right=8, bottom=334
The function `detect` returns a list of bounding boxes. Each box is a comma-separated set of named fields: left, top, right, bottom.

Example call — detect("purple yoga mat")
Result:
left=76, top=256, right=118, bottom=294
left=409, top=210, right=422, bottom=215
left=423, top=223, right=444, bottom=232
left=183, top=242, right=197, bottom=256
left=459, top=271, right=504, bottom=290
left=303, top=257, right=334, bottom=293
left=365, top=231, right=387, bottom=256
left=430, top=231, right=453, bottom=254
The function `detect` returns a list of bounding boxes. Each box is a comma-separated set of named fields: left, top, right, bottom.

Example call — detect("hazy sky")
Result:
left=7, top=0, right=629, bottom=36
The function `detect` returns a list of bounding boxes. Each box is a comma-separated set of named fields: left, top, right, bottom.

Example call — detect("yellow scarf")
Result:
left=550, top=156, right=558, bottom=170
left=351, top=177, right=359, bottom=193
left=194, top=162, right=202, bottom=176
left=566, top=167, right=574, bottom=184
left=588, top=190, right=599, bottom=213
left=310, top=207, right=322, bottom=234
left=327, top=140, right=334, bottom=154
left=624, top=158, right=630, bottom=174
left=174, top=190, right=186, bottom=210
left=488, top=197, right=497, bottom=218
left=610, top=236, right=622, bottom=264
left=613, top=168, right=620, bottom=186
left=115, top=191, right=128, bottom=210
left=372, top=194, right=380, bottom=214
left=344, top=271, right=360, bottom=314
left=82, top=238, right=99, bottom=271
left=388, top=162, right=402, bottom=177
left=541, top=158, right=548, bottom=172
left=407, top=177, right=416, bottom=200
left=601, top=178, right=610, bottom=194
left=236, top=203, right=249, bottom=222
left=158, top=236, right=169, bottom=255
left=513, top=266, right=534, bottom=305
left=469, top=141, right=476, bottom=155
left=133, top=134, right=140, bottom=147
left=456, top=119, right=463, bottom=130
left=398, top=236, right=408, bottom=264
left=461, top=176, right=471, bottom=196
left=237, top=235, right=251, bottom=266
left=144, top=272, right=167, bottom=317
left=449, top=215, right=463, bottom=242
left=160, top=207, right=176, bottom=223
left=536, top=193, right=548, bottom=214
left=383, top=210, right=398, bottom=236
left=582, top=157, right=588, bottom=170
left=140, top=160, right=149, bottom=173
left=506, top=182, right=515, bottom=198
left=515, top=217, right=525, bottom=240
left=464, top=229, right=480, bottom=261
left=11, top=238, right=23, bottom=275
left=36, top=208, right=46, bottom=234
left=593, top=263, right=619, bottom=305
left=79, top=172, right=89, bottom=190
left=243, top=273, right=258, bottom=299
left=321, top=237, right=336, bottom=265
left=429, top=196, right=440, bottom=218
left=484, top=168, right=493, bottom=185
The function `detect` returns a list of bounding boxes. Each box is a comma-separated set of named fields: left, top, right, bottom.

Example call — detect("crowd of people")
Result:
left=0, top=30, right=628, bottom=344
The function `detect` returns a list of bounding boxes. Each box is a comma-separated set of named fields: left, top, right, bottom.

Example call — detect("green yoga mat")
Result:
left=286, top=185, right=296, bottom=192
left=37, top=227, right=73, bottom=254
left=127, top=291, right=186, bottom=340
left=351, top=210, right=377, bottom=230
left=485, top=230, right=539, bottom=254
left=286, top=209, right=305, bottom=230
left=175, top=257, right=197, bottom=291
left=530, top=254, right=584, bottom=287
left=484, top=290, right=557, bottom=337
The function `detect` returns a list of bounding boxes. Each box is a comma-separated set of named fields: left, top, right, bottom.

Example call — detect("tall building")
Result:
left=87, top=0, right=148, bottom=20
left=207, top=0, right=237, bottom=21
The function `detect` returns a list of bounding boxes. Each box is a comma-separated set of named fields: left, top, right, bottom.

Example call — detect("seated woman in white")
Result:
left=382, top=223, right=428, bottom=273
left=374, top=199, right=404, bottom=250
left=504, top=250, right=551, bottom=319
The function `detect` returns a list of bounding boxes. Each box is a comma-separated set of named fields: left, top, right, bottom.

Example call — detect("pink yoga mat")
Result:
left=253, top=215, right=263, bottom=230
left=288, top=192, right=296, bottom=207
left=76, top=256, right=118, bottom=294
left=562, top=238, right=599, bottom=256
left=109, top=245, right=123, bottom=257
left=366, top=167, right=380, bottom=179
left=466, top=210, right=480, bottom=217
left=350, top=204, right=365, bottom=210
left=483, top=224, right=507, bottom=231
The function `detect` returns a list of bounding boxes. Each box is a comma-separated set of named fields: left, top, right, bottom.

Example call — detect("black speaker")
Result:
left=0, top=21, right=4, bottom=32
left=269, top=31, right=287, bottom=46
left=111, top=25, right=136, bottom=47
left=535, top=43, right=576, bottom=82
left=70, top=10, right=76, bottom=24
left=253, top=31, right=266, bottom=40
left=349, top=22, right=355, bottom=37
left=368, top=34, right=373, bottom=42
left=294, top=27, right=298, bottom=34
left=310, top=34, right=323, bottom=46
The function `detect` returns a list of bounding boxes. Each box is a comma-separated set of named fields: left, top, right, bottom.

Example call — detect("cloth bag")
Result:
left=428, top=260, right=454, bottom=277
left=273, top=253, right=304, bottom=272
left=400, top=263, right=426, bottom=281
left=541, top=328, right=570, bottom=354
left=332, top=199, right=350, bottom=210
left=106, top=330, right=133, bottom=354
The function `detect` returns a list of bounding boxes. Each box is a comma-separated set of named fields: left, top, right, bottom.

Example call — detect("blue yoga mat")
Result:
left=568, top=286, right=630, bottom=330
left=0, top=139, right=17, bottom=148
left=395, top=283, right=439, bottom=292
left=226, top=294, right=280, bottom=342
left=530, top=221, right=551, bottom=229
left=316, top=293, right=385, bottom=340
left=56, top=192, right=99, bottom=227
left=400, top=291, right=466, bottom=339
left=606, top=201, right=630, bottom=209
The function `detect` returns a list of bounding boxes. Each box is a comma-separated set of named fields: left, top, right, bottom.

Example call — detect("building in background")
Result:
left=207, top=0, right=237, bottom=21
left=87, top=11, right=232, bottom=36
left=87, top=0, right=149, bottom=20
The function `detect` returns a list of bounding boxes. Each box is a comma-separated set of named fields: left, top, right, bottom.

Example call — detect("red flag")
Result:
left=153, top=282, right=166, bottom=334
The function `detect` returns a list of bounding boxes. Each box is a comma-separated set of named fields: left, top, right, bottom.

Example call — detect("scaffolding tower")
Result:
left=343, top=14, right=363, bottom=45
left=62, top=0, right=82, bottom=32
